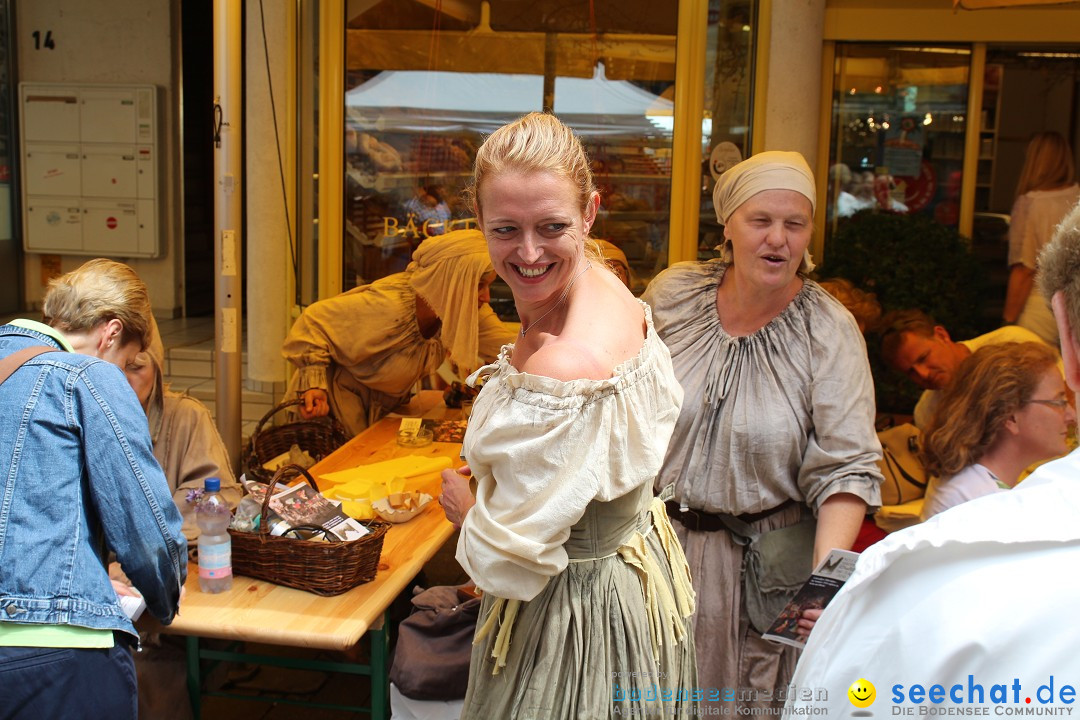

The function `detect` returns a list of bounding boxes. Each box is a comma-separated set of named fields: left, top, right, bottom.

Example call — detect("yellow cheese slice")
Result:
left=316, top=455, right=452, bottom=486
left=341, top=499, right=375, bottom=521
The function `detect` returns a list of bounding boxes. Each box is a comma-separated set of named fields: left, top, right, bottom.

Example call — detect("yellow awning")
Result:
left=954, top=0, right=1080, bottom=9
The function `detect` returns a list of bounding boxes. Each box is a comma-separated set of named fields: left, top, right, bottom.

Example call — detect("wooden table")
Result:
left=162, top=390, right=462, bottom=718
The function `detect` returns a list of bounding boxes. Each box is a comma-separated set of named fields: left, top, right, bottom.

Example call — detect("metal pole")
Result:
left=213, top=0, right=243, bottom=470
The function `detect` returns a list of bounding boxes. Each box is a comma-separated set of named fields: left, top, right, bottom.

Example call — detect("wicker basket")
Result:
left=229, top=465, right=391, bottom=596
left=244, top=399, right=349, bottom=484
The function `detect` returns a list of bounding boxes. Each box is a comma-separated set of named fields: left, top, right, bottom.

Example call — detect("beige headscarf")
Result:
left=712, top=150, right=817, bottom=273
left=593, top=238, right=631, bottom=287
left=408, top=229, right=494, bottom=375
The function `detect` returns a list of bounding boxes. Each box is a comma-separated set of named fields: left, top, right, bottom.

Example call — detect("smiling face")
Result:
left=723, top=189, right=812, bottom=293
left=478, top=169, right=597, bottom=309
left=848, top=679, right=876, bottom=708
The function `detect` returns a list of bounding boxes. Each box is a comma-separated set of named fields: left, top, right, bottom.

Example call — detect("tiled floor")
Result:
left=155, top=316, right=278, bottom=440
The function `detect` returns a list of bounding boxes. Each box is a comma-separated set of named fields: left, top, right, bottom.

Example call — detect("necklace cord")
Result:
left=519, top=260, right=593, bottom=336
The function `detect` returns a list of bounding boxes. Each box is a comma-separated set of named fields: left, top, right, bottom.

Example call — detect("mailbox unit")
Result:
left=19, top=83, right=160, bottom=258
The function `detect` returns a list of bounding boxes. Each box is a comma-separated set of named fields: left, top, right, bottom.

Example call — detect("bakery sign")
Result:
left=382, top=215, right=478, bottom=239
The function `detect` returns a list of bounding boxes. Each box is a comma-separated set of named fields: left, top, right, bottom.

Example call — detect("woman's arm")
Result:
left=440, top=464, right=475, bottom=529
left=1003, top=263, right=1036, bottom=324
left=281, top=289, right=384, bottom=396
left=80, top=365, right=186, bottom=623
left=1004, top=194, right=1036, bottom=324
left=813, top=492, right=867, bottom=566
left=797, top=302, right=883, bottom=516
left=797, top=492, right=866, bottom=639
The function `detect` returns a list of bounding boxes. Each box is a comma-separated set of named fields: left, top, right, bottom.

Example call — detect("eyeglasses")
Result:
left=1028, top=397, right=1070, bottom=411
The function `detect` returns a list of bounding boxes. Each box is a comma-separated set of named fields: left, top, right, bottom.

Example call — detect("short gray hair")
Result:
left=43, top=258, right=153, bottom=350
left=1038, top=201, right=1080, bottom=340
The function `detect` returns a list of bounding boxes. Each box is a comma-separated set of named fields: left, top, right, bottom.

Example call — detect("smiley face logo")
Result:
left=848, top=679, right=876, bottom=708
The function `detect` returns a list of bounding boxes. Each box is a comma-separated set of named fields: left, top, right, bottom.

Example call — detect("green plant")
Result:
left=816, top=210, right=986, bottom=414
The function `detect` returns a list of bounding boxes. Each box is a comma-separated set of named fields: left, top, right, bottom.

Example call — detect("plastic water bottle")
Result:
left=197, top=477, right=233, bottom=593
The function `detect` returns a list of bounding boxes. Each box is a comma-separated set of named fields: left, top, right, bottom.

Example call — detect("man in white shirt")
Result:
left=879, top=309, right=1052, bottom=427
left=785, top=200, right=1080, bottom=715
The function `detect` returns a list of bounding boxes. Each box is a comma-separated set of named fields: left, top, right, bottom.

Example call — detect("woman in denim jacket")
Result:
left=0, top=259, right=187, bottom=720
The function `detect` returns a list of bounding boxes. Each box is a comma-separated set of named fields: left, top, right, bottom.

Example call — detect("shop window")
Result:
left=826, top=44, right=972, bottom=240
left=342, top=1, right=679, bottom=318
left=982, top=45, right=1080, bottom=214
left=699, top=0, right=758, bottom=259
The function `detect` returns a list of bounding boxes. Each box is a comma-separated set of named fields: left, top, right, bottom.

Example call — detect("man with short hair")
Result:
left=784, top=200, right=1080, bottom=713
left=880, top=308, right=1050, bottom=427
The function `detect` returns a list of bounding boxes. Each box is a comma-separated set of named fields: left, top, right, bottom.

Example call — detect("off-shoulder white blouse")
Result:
left=456, top=303, right=684, bottom=601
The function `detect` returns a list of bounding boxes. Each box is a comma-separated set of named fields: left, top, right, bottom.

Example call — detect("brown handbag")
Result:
left=877, top=423, right=929, bottom=506
left=389, top=585, right=481, bottom=701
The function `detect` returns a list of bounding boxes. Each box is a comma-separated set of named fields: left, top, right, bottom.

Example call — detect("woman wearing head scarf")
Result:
left=283, top=229, right=515, bottom=437
left=594, top=238, right=634, bottom=289
left=643, top=151, right=883, bottom=712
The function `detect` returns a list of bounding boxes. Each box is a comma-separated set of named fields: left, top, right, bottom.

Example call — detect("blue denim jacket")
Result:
left=0, top=324, right=187, bottom=638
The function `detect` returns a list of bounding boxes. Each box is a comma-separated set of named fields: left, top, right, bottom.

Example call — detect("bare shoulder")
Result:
left=520, top=339, right=610, bottom=381
left=521, top=275, right=645, bottom=382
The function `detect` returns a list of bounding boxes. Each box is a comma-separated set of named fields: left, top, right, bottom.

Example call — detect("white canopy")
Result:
left=345, top=63, right=673, bottom=137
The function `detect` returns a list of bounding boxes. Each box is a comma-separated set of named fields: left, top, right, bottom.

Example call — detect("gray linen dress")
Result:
left=456, top=305, right=699, bottom=719
left=643, top=261, right=882, bottom=711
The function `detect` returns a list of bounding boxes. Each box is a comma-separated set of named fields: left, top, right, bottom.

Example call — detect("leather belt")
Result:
left=664, top=499, right=796, bottom=533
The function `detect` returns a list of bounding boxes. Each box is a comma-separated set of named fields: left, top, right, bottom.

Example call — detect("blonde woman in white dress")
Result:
left=440, top=112, right=698, bottom=720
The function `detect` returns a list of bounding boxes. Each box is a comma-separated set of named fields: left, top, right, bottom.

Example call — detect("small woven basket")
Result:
left=229, top=465, right=390, bottom=596
left=244, top=399, right=349, bottom=484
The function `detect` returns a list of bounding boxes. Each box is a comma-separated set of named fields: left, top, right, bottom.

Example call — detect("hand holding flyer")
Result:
left=761, top=548, right=859, bottom=649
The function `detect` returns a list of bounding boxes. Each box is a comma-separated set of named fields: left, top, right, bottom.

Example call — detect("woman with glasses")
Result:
left=919, top=341, right=1074, bottom=521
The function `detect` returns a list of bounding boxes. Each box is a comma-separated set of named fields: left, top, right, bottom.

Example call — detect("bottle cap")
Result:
left=204, top=477, right=221, bottom=492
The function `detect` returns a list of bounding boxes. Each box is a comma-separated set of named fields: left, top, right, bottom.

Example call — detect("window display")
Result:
left=342, top=1, right=678, bottom=319
left=826, top=45, right=972, bottom=240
